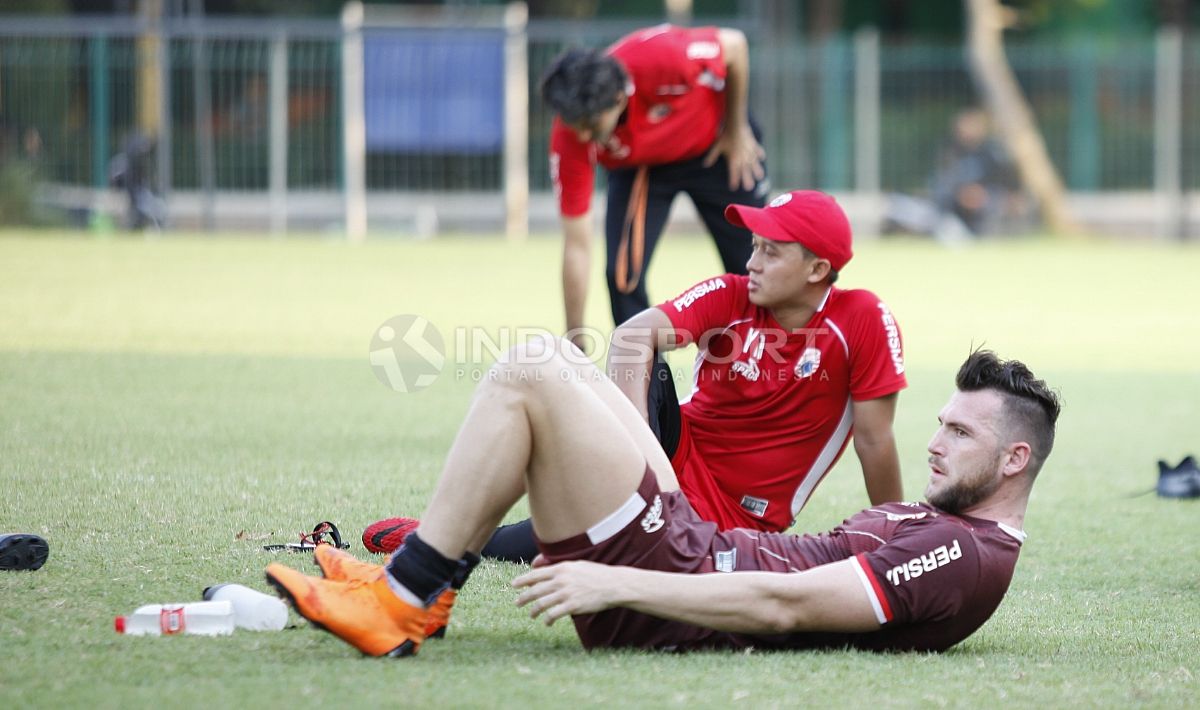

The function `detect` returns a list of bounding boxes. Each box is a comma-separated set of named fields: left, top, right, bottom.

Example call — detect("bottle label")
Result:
left=160, top=606, right=186, bottom=635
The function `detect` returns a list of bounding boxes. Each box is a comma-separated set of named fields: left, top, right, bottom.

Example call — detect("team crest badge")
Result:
left=795, top=347, right=821, bottom=379
left=647, top=104, right=672, bottom=123
left=769, top=193, right=793, bottom=208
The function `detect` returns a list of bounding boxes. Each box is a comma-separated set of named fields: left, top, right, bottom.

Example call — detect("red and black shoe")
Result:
left=363, top=517, right=420, bottom=554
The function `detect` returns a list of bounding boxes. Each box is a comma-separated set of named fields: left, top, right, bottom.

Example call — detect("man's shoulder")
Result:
left=661, top=273, right=748, bottom=316
left=827, top=287, right=890, bottom=313
left=609, top=24, right=719, bottom=71
left=826, top=288, right=904, bottom=345
left=848, top=502, right=942, bottom=525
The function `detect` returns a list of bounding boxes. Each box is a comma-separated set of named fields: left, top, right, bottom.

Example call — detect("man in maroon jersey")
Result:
left=363, top=190, right=905, bottom=561
left=541, top=24, right=768, bottom=350
left=266, top=348, right=1059, bottom=656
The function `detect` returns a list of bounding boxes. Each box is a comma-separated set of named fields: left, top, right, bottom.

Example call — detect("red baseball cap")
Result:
left=724, top=190, right=853, bottom=272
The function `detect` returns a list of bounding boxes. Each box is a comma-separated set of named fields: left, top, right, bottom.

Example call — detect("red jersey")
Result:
left=550, top=25, right=729, bottom=217
left=657, top=274, right=907, bottom=532
left=710, top=501, right=1026, bottom=652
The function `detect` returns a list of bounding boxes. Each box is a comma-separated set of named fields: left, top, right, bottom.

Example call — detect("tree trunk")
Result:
left=964, top=0, right=1078, bottom=234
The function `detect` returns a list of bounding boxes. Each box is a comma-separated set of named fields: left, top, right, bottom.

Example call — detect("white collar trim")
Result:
left=997, top=522, right=1027, bottom=543
left=815, top=287, right=833, bottom=313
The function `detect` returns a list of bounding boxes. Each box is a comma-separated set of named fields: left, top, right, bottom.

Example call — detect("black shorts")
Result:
left=647, top=356, right=681, bottom=458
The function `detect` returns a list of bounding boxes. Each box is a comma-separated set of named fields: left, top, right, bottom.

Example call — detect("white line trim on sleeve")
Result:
left=851, top=556, right=889, bottom=625
left=824, top=317, right=849, bottom=357
left=843, top=529, right=886, bottom=545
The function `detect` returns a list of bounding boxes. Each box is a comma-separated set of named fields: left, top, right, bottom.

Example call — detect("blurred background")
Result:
left=0, top=0, right=1197, bottom=239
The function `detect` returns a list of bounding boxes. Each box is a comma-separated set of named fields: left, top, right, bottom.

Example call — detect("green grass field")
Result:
left=1, top=231, right=1198, bottom=708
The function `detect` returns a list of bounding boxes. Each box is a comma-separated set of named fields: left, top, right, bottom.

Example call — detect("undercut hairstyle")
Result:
left=539, top=48, right=628, bottom=124
left=956, top=350, right=1061, bottom=476
left=797, top=244, right=839, bottom=284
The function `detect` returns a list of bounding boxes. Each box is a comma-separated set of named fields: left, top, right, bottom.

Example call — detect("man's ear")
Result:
left=1002, top=442, right=1031, bottom=477
left=807, top=258, right=832, bottom=284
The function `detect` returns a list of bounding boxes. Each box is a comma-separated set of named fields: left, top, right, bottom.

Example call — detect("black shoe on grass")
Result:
left=1157, top=457, right=1200, bottom=499
left=0, top=534, right=49, bottom=571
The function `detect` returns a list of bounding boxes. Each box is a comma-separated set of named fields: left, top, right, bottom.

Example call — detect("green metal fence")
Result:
left=1, top=17, right=1197, bottom=229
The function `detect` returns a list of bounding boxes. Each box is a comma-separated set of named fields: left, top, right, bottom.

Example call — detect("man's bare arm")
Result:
left=852, top=394, right=905, bottom=504
left=703, top=28, right=766, bottom=190
left=513, top=558, right=881, bottom=634
left=562, top=214, right=592, bottom=351
left=606, top=307, right=679, bottom=421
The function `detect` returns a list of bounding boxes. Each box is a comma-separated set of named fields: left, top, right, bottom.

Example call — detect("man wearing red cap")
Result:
left=606, top=189, right=907, bottom=533
left=363, top=190, right=905, bottom=562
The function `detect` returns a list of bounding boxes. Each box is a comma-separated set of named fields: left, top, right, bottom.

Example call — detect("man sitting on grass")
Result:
left=266, top=348, right=1059, bottom=656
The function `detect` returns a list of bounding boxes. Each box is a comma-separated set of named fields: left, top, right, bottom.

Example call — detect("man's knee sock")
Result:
left=480, top=519, right=539, bottom=563
left=451, top=551, right=481, bottom=590
left=385, top=532, right=459, bottom=607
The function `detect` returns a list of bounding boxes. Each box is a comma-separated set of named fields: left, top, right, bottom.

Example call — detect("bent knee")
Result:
left=487, top=334, right=581, bottom=388
left=495, top=333, right=575, bottom=365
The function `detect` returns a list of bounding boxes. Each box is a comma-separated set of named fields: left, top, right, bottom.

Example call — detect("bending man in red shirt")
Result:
left=266, top=348, right=1060, bottom=656
left=365, top=191, right=907, bottom=559
left=543, top=24, right=768, bottom=350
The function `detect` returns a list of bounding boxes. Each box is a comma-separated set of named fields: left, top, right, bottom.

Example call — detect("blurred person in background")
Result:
left=885, top=108, right=1032, bottom=242
left=109, top=132, right=165, bottom=231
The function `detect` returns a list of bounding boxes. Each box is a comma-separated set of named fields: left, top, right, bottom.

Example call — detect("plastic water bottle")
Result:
left=114, top=601, right=235, bottom=636
left=202, top=583, right=289, bottom=631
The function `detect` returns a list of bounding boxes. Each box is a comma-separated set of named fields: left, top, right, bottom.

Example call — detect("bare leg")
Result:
left=417, top=337, right=674, bottom=559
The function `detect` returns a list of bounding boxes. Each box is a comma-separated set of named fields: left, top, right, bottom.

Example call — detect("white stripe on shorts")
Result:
left=586, top=491, right=647, bottom=545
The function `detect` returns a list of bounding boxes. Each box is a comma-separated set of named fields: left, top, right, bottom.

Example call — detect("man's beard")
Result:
left=926, top=462, right=1001, bottom=514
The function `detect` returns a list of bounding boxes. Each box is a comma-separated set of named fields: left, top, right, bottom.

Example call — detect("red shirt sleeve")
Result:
left=842, top=290, right=907, bottom=401
left=655, top=274, right=747, bottom=347
left=550, top=118, right=595, bottom=217
left=854, top=519, right=980, bottom=626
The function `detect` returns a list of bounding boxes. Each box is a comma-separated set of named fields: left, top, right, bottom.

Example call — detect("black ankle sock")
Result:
left=480, top=519, right=539, bottom=563
left=386, top=532, right=459, bottom=606
left=451, top=552, right=481, bottom=590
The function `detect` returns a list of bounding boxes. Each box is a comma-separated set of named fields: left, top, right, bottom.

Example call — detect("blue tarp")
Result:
left=363, top=29, right=504, bottom=153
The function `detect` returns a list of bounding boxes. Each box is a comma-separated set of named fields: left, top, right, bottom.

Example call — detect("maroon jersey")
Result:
left=551, top=25, right=729, bottom=217
left=709, top=501, right=1026, bottom=652
left=539, top=473, right=1026, bottom=654
left=656, top=274, right=907, bottom=532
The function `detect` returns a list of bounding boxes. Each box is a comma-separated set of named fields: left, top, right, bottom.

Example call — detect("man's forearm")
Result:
left=561, top=215, right=591, bottom=333
left=719, top=28, right=752, bottom=130
left=606, top=329, right=655, bottom=421
left=514, top=557, right=879, bottom=634
left=606, top=309, right=676, bottom=421
left=612, top=567, right=801, bottom=633
left=856, top=437, right=904, bottom=504
left=852, top=395, right=904, bottom=504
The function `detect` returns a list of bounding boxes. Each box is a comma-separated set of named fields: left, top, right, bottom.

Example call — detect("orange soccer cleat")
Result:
left=312, top=545, right=459, bottom=640
left=313, top=544, right=385, bottom=583
left=265, top=562, right=427, bottom=657
left=424, top=589, right=457, bottom=639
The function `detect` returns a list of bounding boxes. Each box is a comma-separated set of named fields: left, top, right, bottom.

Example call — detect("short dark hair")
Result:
left=539, top=48, right=628, bottom=124
left=797, top=244, right=839, bottom=284
left=956, top=349, right=1061, bottom=476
